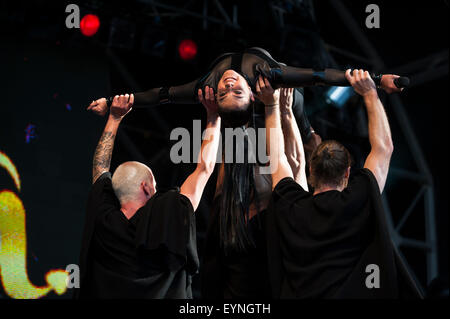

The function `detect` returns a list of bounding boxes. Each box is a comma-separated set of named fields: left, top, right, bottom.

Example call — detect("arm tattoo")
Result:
left=92, top=131, right=115, bottom=183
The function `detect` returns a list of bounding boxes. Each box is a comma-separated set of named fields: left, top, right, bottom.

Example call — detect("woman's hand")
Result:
left=380, top=74, right=404, bottom=94
left=198, top=86, right=219, bottom=116
left=87, top=97, right=108, bottom=116
left=255, top=76, right=280, bottom=106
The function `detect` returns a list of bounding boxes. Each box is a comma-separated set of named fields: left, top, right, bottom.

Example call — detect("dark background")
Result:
left=0, top=0, right=447, bottom=299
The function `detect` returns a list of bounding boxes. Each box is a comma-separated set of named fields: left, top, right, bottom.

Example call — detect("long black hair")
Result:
left=218, top=104, right=261, bottom=254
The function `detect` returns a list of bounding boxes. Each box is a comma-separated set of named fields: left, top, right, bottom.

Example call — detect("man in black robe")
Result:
left=259, top=70, right=422, bottom=298
left=75, top=89, right=221, bottom=298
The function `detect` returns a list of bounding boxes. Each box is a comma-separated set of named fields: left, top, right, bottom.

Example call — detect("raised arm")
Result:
left=256, top=76, right=293, bottom=190
left=345, top=69, right=394, bottom=193
left=279, top=88, right=308, bottom=191
left=180, top=86, right=221, bottom=211
left=92, top=94, right=133, bottom=184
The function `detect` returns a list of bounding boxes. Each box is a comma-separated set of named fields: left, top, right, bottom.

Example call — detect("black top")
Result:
left=201, top=197, right=272, bottom=299
left=133, top=47, right=349, bottom=107
left=197, top=48, right=348, bottom=93
left=130, top=47, right=349, bottom=142
left=75, top=172, right=198, bottom=299
left=222, top=212, right=271, bottom=299
left=266, top=168, right=423, bottom=299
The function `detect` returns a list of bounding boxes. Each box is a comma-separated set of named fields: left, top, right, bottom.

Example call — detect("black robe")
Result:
left=266, top=168, right=423, bottom=299
left=74, top=172, right=198, bottom=299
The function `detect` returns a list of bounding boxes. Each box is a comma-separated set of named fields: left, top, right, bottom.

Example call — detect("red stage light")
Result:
left=178, top=39, right=198, bottom=60
left=80, top=14, right=100, bottom=37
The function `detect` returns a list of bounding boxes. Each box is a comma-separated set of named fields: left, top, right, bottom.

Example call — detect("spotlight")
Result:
left=80, top=14, right=100, bottom=37
left=178, top=39, right=198, bottom=61
left=325, top=86, right=354, bottom=108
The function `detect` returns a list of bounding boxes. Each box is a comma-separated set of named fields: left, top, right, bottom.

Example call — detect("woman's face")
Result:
left=216, top=70, right=254, bottom=111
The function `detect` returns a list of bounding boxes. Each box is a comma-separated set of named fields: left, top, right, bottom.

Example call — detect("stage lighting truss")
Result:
left=137, top=0, right=240, bottom=30
left=323, top=0, right=448, bottom=293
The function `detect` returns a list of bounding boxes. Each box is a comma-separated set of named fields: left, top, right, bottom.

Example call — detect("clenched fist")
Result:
left=198, top=86, right=219, bottom=115
left=110, top=94, right=134, bottom=120
left=255, top=75, right=280, bottom=106
left=345, top=69, right=377, bottom=97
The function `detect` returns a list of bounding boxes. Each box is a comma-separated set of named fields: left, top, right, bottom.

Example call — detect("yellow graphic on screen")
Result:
left=0, top=151, right=69, bottom=299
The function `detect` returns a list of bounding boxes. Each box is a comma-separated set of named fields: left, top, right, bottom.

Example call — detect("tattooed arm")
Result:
left=92, top=94, right=134, bottom=184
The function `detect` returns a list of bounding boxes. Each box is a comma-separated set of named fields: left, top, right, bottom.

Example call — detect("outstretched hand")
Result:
left=255, top=75, right=280, bottom=106
left=198, top=86, right=219, bottom=115
left=380, top=74, right=404, bottom=94
left=87, top=98, right=108, bottom=117
left=110, top=94, right=134, bottom=120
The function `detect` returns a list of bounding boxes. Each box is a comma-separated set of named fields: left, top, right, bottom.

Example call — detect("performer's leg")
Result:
left=133, top=79, right=199, bottom=107
left=248, top=47, right=274, bottom=59
left=208, top=52, right=234, bottom=70
left=169, top=79, right=200, bottom=104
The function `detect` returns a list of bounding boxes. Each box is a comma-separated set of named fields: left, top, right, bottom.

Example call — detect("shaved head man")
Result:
left=111, top=162, right=156, bottom=219
left=76, top=91, right=221, bottom=299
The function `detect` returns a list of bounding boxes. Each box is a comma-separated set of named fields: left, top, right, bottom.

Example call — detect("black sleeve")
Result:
left=291, top=88, right=313, bottom=142
left=277, top=65, right=349, bottom=87
left=87, top=172, right=120, bottom=214
left=272, top=177, right=310, bottom=206
left=266, top=177, right=310, bottom=298
left=78, top=172, right=120, bottom=296
left=135, top=190, right=195, bottom=271
left=339, top=168, right=373, bottom=209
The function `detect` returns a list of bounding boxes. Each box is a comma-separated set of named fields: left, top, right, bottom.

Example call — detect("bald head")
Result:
left=112, top=161, right=156, bottom=205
